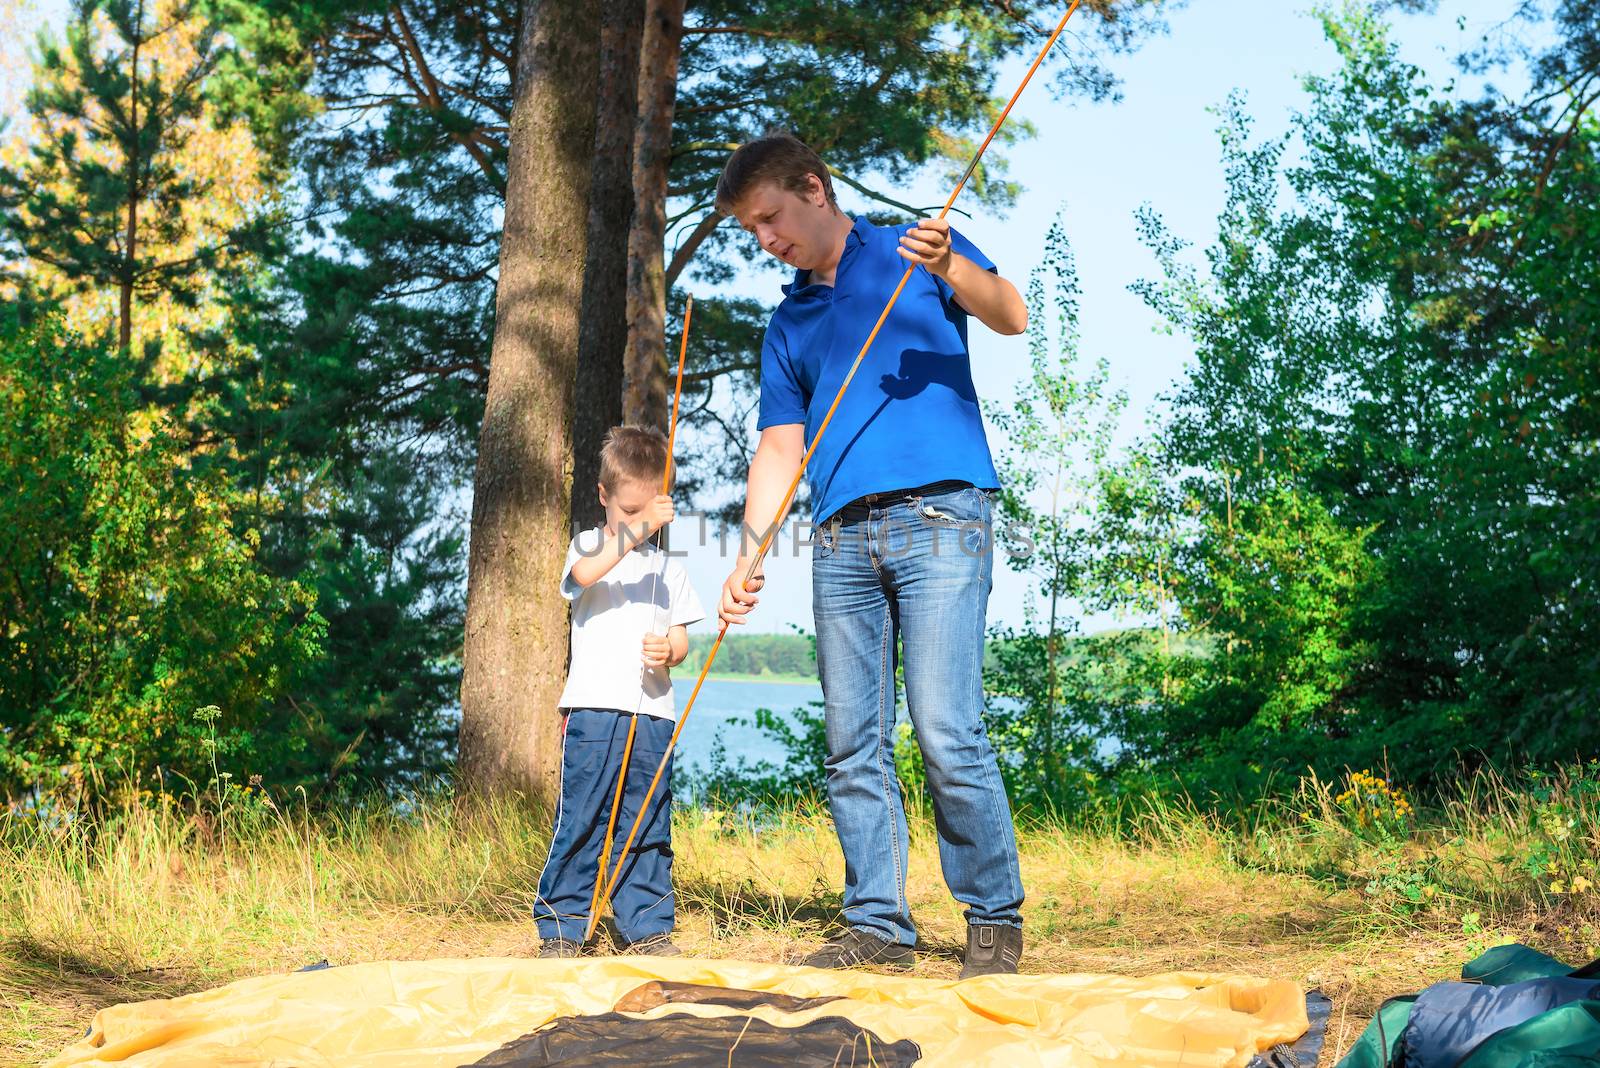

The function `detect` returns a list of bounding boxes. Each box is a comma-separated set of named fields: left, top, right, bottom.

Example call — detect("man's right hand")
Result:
left=719, top=558, right=766, bottom=625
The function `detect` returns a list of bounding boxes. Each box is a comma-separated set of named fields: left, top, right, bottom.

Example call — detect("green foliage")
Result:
left=678, top=630, right=817, bottom=679
left=1523, top=762, right=1600, bottom=899
left=0, top=0, right=463, bottom=799
left=681, top=702, right=829, bottom=808
left=0, top=0, right=226, bottom=346
left=199, top=0, right=320, bottom=174
left=0, top=314, right=323, bottom=802
left=925, top=3, right=1600, bottom=810
left=1185, top=488, right=1377, bottom=735
left=981, top=628, right=1111, bottom=812
left=1097, top=4, right=1600, bottom=796
left=979, top=215, right=1128, bottom=813
left=1126, top=486, right=1382, bottom=797
left=1262, top=761, right=1600, bottom=927
left=258, top=455, right=465, bottom=790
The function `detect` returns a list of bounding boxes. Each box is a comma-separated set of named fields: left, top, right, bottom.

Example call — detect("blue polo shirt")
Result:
left=757, top=215, right=1003, bottom=525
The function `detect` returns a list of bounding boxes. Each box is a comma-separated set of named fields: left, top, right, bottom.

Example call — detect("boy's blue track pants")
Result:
left=534, top=708, right=675, bottom=943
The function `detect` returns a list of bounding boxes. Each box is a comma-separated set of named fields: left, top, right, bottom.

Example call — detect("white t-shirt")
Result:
left=556, top=526, right=705, bottom=720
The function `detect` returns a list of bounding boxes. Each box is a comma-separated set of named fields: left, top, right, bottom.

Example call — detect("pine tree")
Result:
left=0, top=0, right=228, bottom=360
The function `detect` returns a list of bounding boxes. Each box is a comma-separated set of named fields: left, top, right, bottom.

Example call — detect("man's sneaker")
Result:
left=799, top=928, right=915, bottom=970
left=959, top=923, right=1023, bottom=979
left=538, top=937, right=584, bottom=959
left=623, top=932, right=682, bottom=957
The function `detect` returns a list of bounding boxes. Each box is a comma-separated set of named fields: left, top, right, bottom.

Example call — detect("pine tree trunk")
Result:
left=573, top=0, right=645, bottom=534
left=458, top=0, right=602, bottom=805
left=622, top=0, right=686, bottom=429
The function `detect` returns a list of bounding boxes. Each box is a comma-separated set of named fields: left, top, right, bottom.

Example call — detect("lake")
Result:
left=669, top=677, right=828, bottom=776
left=669, top=678, right=1120, bottom=778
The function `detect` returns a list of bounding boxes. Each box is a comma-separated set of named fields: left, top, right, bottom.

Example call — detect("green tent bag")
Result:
left=1335, top=945, right=1600, bottom=1068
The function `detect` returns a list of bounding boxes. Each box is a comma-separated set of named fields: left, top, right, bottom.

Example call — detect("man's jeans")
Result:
left=811, top=481, right=1025, bottom=946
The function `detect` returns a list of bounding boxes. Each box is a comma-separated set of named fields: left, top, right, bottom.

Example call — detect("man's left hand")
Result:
left=897, top=217, right=953, bottom=277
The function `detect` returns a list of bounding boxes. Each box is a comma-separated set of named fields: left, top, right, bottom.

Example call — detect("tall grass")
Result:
left=3, top=788, right=551, bottom=980
left=6, top=765, right=1599, bottom=970
left=3, top=763, right=1598, bottom=1064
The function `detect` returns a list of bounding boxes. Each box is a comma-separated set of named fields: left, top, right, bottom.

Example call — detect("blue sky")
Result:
left=5, top=0, right=1528, bottom=639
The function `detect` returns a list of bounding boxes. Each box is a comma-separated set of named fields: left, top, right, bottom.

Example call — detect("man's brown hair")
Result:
left=715, top=133, right=837, bottom=215
left=598, top=425, right=670, bottom=492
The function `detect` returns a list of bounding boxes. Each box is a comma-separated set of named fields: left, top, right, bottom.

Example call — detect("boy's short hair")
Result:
left=598, top=425, right=669, bottom=492
left=715, top=133, right=837, bottom=215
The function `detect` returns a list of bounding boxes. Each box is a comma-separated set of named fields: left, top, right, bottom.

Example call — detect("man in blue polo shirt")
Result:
left=714, top=134, right=1028, bottom=978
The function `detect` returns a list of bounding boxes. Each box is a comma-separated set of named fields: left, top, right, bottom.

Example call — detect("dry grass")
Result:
left=4, top=771, right=1598, bottom=1067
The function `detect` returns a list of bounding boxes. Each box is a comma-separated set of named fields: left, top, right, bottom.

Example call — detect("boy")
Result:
left=535, top=425, right=704, bottom=958
left=713, top=134, right=1029, bottom=977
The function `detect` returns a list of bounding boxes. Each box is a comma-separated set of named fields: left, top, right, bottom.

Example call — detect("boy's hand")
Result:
left=621, top=495, right=676, bottom=548
left=641, top=631, right=671, bottom=668
left=897, top=217, right=953, bottom=277
left=643, top=494, right=675, bottom=536
left=718, top=559, right=766, bottom=626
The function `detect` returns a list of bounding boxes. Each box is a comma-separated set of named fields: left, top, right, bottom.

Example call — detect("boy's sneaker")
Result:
left=799, top=928, right=914, bottom=970
left=538, top=937, right=585, bottom=959
left=623, top=932, right=682, bottom=957
left=959, top=923, right=1023, bottom=979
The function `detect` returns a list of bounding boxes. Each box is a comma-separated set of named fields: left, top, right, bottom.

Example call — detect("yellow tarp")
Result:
left=46, top=956, right=1309, bottom=1067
